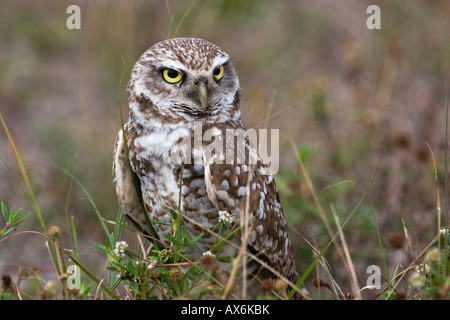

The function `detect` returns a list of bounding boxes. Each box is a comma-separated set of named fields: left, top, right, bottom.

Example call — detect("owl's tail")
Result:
left=287, top=267, right=310, bottom=300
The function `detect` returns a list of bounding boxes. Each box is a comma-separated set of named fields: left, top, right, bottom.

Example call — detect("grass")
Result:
left=1, top=102, right=449, bottom=300
left=1, top=1, right=450, bottom=300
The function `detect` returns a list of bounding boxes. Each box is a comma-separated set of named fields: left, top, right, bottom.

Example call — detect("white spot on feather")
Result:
left=237, top=186, right=245, bottom=197
left=221, top=180, right=230, bottom=191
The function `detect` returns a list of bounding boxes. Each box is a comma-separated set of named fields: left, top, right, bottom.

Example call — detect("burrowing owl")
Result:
left=113, top=38, right=301, bottom=299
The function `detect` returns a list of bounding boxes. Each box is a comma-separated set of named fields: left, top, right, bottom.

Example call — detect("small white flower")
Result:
left=113, top=240, right=128, bottom=258
left=147, top=259, right=157, bottom=269
left=202, top=250, right=215, bottom=257
left=409, top=271, right=424, bottom=288
left=439, top=227, right=449, bottom=236
left=218, top=211, right=234, bottom=224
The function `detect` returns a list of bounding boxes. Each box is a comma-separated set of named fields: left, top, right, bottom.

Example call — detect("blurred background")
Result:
left=1, top=0, right=449, bottom=299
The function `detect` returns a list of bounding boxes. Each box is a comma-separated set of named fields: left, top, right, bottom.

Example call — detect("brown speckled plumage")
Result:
left=113, top=38, right=302, bottom=299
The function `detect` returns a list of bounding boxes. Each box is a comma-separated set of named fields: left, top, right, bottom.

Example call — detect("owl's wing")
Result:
left=202, top=126, right=299, bottom=287
left=113, top=129, right=149, bottom=232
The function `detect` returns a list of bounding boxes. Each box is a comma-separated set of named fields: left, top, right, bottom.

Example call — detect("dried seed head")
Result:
left=148, top=269, right=159, bottom=279
left=48, top=225, right=61, bottom=238
left=59, top=273, right=68, bottom=281
left=169, top=267, right=182, bottom=281
left=261, top=279, right=275, bottom=293
left=393, top=132, right=410, bottom=149
left=274, top=279, right=287, bottom=291
left=395, top=291, right=407, bottom=300
left=1, top=275, right=13, bottom=292
left=200, top=252, right=216, bottom=267
left=388, top=232, right=404, bottom=249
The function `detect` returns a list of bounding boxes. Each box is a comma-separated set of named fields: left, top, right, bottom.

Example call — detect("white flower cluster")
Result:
left=439, top=227, right=449, bottom=236
left=114, top=240, right=128, bottom=258
left=413, top=247, right=442, bottom=274
left=203, top=250, right=215, bottom=257
left=218, top=211, right=234, bottom=224
left=415, top=263, right=430, bottom=274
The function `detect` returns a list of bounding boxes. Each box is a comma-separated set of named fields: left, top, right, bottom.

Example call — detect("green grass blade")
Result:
left=0, top=113, right=46, bottom=231
left=1, top=113, right=63, bottom=278
left=45, top=164, right=111, bottom=241
left=1, top=202, right=8, bottom=221
left=172, top=0, right=196, bottom=38
left=371, top=208, right=392, bottom=299
left=11, top=211, right=31, bottom=227
left=114, top=207, right=125, bottom=240
left=71, top=216, right=80, bottom=262
left=212, top=217, right=255, bottom=253
left=288, top=162, right=379, bottom=299
left=445, top=63, right=449, bottom=225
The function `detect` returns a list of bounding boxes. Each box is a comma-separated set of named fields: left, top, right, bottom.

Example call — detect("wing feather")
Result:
left=113, top=129, right=147, bottom=232
left=202, top=122, right=299, bottom=286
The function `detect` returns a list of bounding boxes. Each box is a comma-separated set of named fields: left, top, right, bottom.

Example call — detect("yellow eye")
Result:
left=213, top=65, right=224, bottom=81
left=162, top=68, right=183, bottom=83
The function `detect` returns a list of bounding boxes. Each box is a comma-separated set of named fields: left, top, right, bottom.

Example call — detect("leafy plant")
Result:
left=0, top=202, right=30, bottom=238
left=408, top=229, right=450, bottom=299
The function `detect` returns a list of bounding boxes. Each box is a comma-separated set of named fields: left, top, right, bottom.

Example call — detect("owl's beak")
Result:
left=196, top=80, right=208, bottom=108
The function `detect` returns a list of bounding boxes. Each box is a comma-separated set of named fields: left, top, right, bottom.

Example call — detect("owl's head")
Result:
left=128, top=38, right=241, bottom=123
